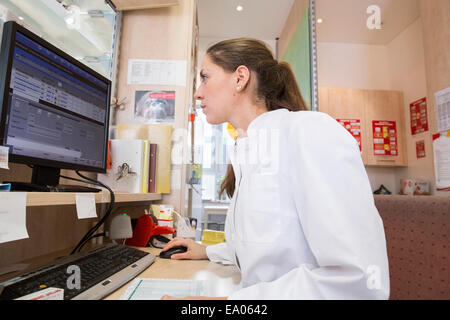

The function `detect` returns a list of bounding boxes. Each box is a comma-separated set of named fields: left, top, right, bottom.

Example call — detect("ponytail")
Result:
left=207, top=38, right=307, bottom=198
left=256, top=60, right=307, bottom=112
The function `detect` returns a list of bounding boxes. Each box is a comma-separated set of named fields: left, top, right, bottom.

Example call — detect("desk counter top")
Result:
left=104, top=247, right=242, bottom=300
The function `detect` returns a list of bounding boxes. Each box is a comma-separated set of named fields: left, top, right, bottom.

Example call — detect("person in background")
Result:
left=161, top=38, right=390, bottom=300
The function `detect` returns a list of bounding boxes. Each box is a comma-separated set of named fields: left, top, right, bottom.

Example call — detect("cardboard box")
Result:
left=401, top=179, right=430, bottom=195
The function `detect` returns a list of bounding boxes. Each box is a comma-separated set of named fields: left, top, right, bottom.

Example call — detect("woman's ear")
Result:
left=235, top=65, right=250, bottom=91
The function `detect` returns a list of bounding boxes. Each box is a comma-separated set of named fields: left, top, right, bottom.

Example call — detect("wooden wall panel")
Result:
left=420, top=0, right=450, bottom=195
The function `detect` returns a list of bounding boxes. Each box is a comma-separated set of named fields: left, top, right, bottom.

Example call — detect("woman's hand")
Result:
left=161, top=237, right=208, bottom=260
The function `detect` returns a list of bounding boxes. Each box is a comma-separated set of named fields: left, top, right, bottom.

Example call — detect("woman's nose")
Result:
left=194, top=87, right=202, bottom=101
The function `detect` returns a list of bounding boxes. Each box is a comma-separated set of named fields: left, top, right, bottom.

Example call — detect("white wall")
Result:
left=317, top=42, right=391, bottom=90
left=386, top=18, right=434, bottom=193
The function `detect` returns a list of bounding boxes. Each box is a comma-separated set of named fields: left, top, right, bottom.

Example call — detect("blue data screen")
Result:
left=4, top=31, right=109, bottom=169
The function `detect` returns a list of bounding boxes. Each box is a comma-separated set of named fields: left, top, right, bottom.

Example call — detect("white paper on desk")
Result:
left=127, top=59, right=187, bottom=87
left=0, top=192, right=28, bottom=244
left=75, top=193, right=97, bottom=219
left=435, top=87, right=450, bottom=132
left=120, top=278, right=207, bottom=300
left=433, top=135, right=450, bottom=188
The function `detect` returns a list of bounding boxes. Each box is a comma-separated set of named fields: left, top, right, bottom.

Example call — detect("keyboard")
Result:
left=0, top=244, right=155, bottom=300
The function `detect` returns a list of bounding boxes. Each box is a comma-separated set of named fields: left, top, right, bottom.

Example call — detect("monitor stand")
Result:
left=5, top=165, right=101, bottom=193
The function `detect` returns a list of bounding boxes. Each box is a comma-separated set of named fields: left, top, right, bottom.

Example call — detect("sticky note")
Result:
left=75, top=193, right=97, bottom=219
left=0, top=146, right=9, bottom=169
left=0, top=192, right=28, bottom=244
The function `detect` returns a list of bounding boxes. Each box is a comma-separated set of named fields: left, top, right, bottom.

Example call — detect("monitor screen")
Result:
left=0, top=21, right=111, bottom=174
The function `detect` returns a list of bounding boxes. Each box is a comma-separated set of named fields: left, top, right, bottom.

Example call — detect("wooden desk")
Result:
left=104, top=247, right=242, bottom=299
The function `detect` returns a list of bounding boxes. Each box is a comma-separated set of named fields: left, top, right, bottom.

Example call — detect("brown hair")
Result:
left=207, top=38, right=307, bottom=198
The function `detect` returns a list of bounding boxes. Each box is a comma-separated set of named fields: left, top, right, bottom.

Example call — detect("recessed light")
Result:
left=317, top=18, right=323, bottom=24
left=236, top=5, right=243, bottom=12
left=18, top=16, right=24, bottom=21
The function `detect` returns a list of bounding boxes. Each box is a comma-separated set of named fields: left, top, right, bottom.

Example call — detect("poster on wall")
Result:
left=435, top=87, right=450, bottom=132
left=410, top=97, right=429, bottom=135
left=372, top=120, right=398, bottom=156
left=127, top=59, right=187, bottom=87
left=337, top=119, right=362, bottom=152
left=432, top=133, right=450, bottom=190
left=416, top=139, right=426, bottom=159
left=134, top=91, right=175, bottom=123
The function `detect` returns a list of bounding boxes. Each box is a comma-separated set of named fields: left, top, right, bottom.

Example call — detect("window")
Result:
left=195, top=104, right=234, bottom=203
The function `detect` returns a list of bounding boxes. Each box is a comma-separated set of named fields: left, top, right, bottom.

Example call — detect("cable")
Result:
left=73, top=171, right=115, bottom=253
left=62, top=172, right=115, bottom=254
left=62, top=174, right=108, bottom=254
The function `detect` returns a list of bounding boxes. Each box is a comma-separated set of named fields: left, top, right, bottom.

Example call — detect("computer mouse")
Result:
left=159, top=246, right=188, bottom=259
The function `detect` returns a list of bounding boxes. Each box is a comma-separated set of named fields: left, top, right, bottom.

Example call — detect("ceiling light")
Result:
left=317, top=18, right=323, bottom=24
left=65, top=15, right=75, bottom=25
left=236, top=5, right=243, bottom=12
left=64, top=5, right=80, bottom=30
left=18, top=16, right=24, bottom=21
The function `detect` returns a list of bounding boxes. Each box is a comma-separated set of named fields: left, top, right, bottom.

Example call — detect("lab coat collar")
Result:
left=236, top=108, right=289, bottom=144
left=247, top=108, right=289, bottom=132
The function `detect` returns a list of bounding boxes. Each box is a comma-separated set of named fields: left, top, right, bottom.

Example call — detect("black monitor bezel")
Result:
left=0, top=21, right=111, bottom=174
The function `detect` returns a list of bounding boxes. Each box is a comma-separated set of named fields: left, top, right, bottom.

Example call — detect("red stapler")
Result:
left=125, top=213, right=175, bottom=247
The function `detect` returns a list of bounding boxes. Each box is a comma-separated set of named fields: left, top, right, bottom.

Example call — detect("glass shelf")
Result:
left=0, top=0, right=117, bottom=79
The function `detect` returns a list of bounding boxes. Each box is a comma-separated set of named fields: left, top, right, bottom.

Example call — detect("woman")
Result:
left=161, top=38, right=390, bottom=300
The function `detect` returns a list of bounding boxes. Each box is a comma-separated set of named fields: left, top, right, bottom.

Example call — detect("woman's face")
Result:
left=194, top=55, right=237, bottom=125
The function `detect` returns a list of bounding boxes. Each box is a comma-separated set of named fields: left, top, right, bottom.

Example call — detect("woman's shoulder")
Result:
left=257, top=109, right=338, bottom=132
left=283, top=110, right=337, bottom=128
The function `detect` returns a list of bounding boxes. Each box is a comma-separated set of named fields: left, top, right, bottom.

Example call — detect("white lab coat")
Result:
left=206, top=109, right=390, bottom=299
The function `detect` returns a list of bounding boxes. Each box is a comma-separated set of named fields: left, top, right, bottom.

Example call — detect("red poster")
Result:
left=337, top=119, right=362, bottom=151
left=416, top=140, right=426, bottom=159
left=372, top=120, right=398, bottom=156
left=410, top=97, right=428, bottom=135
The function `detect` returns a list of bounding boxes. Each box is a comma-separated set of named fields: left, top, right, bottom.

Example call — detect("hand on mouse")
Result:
left=161, top=237, right=208, bottom=260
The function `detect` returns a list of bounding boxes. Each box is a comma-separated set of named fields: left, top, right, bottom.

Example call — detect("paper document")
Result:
left=0, top=192, right=28, bottom=244
left=75, top=193, right=97, bottom=219
left=435, top=87, right=450, bottom=132
left=120, top=278, right=207, bottom=300
left=433, top=134, right=450, bottom=188
left=128, top=59, right=187, bottom=87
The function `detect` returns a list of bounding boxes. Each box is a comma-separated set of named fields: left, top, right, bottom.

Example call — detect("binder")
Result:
left=97, top=139, right=146, bottom=193
left=141, top=140, right=150, bottom=193
left=149, top=143, right=157, bottom=193
left=117, top=124, right=172, bottom=194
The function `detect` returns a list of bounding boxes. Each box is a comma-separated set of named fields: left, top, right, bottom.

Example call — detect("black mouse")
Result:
left=159, top=246, right=187, bottom=259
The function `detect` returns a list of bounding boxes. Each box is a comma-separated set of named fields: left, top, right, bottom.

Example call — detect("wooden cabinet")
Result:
left=318, top=87, right=407, bottom=167
left=364, top=90, right=407, bottom=167
left=319, top=88, right=367, bottom=163
left=111, top=0, right=179, bottom=11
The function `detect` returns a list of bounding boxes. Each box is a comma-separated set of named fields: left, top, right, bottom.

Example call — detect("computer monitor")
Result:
left=0, top=21, right=111, bottom=191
